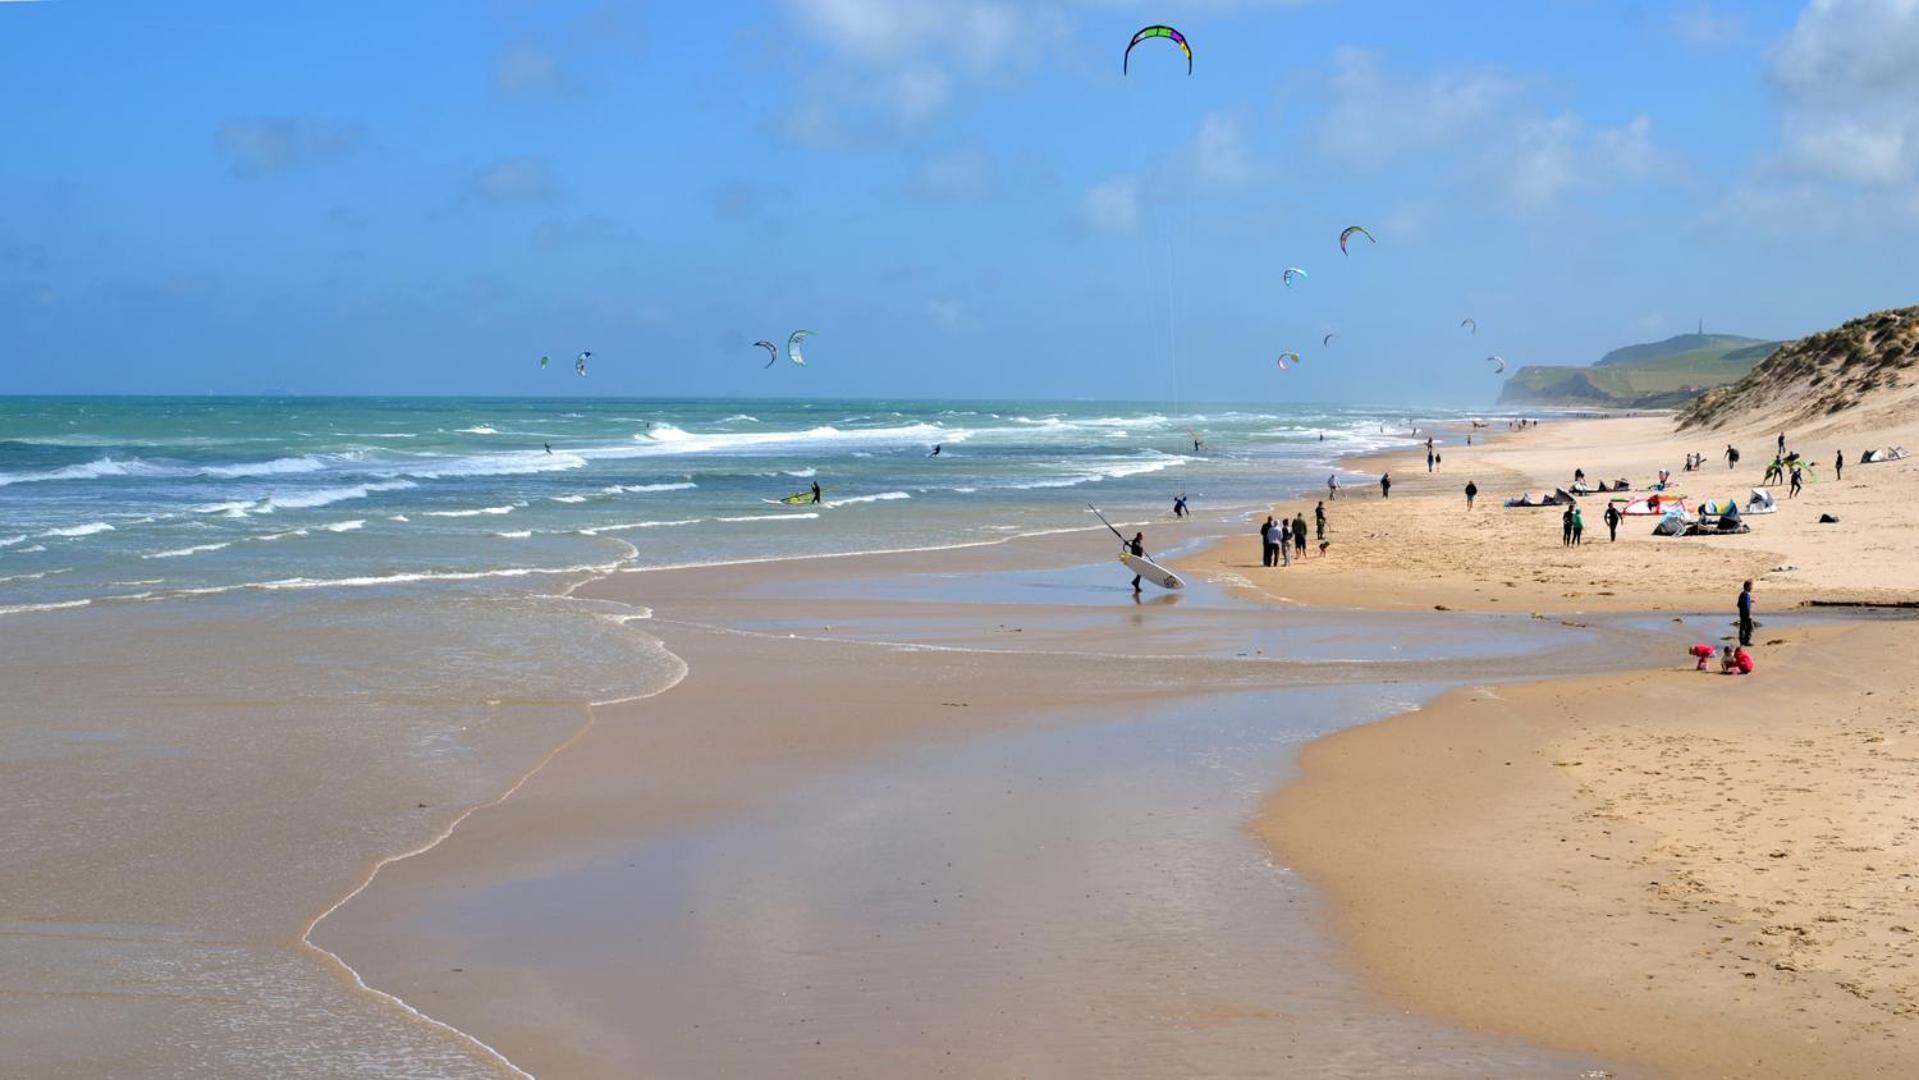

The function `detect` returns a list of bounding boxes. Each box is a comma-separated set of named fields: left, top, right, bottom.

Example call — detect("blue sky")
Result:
left=2, top=0, right=1917, bottom=404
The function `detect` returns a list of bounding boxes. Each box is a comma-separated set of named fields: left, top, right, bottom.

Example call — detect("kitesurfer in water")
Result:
left=930, top=444, right=942, bottom=457
left=1173, top=494, right=1188, bottom=518
left=544, top=442, right=552, bottom=454
left=1129, top=532, right=1145, bottom=594
left=810, top=480, right=822, bottom=504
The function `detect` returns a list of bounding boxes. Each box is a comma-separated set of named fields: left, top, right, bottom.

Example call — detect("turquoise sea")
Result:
left=0, top=396, right=1467, bottom=617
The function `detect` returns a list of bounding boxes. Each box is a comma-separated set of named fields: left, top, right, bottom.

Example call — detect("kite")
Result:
left=786, top=330, right=812, bottom=367
left=1124, top=25, right=1191, bottom=75
left=1276, top=351, right=1301, bottom=371
left=540, top=355, right=550, bottom=369
left=1282, top=267, right=1307, bottom=288
left=575, top=351, right=591, bottom=377
left=1322, top=332, right=1335, bottom=347
left=1486, top=355, right=1506, bottom=374
left=1461, top=318, right=1477, bottom=334
left=753, top=340, right=779, bottom=368
left=1338, top=225, right=1374, bottom=255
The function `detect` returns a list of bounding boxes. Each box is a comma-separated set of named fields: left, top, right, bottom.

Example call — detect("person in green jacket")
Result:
left=1570, top=505, right=1585, bottom=546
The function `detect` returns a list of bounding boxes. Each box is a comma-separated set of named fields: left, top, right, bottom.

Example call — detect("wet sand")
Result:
left=314, top=530, right=1666, bottom=1077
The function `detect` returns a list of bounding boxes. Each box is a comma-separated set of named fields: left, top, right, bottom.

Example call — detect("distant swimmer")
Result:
left=810, top=480, right=822, bottom=504
left=1192, top=438, right=1203, bottom=453
left=544, top=442, right=552, bottom=454
left=930, top=444, right=942, bottom=457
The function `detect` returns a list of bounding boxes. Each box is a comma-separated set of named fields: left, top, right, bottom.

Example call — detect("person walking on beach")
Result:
left=1426, top=448, right=1435, bottom=473
left=1571, top=505, right=1585, bottom=546
left=1789, top=465, right=1804, bottom=499
left=1327, top=474, right=1341, bottom=501
left=1835, top=449, right=1845, bottom=481
left=1737, top=580, right=1755, bottom=647
left=1314, top=501, right=1327, bottom=541
left=1604, top=502, right=1621, bottom=542
left=1725, top=444, right=1740, bottom=469
left=1293, top=511, right=1308, bottom=559
left=1464, top=480, right=1478, bottom=510
left=1129, top=532, right=1146, bottom=594
left=1379, top=473, right=1392, bottom=499
left=1561, top=505, right=1575, bottom=547
left=1778, top=431, right=1787, bottom=455
left=810, top=480, right=823, bottom=504
left=1260, top=516, right=1277, bottom=567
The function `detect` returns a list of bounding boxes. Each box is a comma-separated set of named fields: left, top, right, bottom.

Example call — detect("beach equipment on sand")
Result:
left=1621, top=495, right=1688, bottom=516
left=1746, top=487, right=1777, bottom=514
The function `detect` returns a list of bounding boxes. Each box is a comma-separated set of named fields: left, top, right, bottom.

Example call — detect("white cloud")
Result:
left=216, top=117, right=363, bottom=178
left=927, top=297, right=968, bottom=330
left=776, top=0, right=1063, bottom=145
left=1504, top=113, right=1662, bottom=213
left=1670, top=3, right=1743, bottom=47
left=1189, top=114, right=1251, bottom=189
left=910, top=146, right=997, bottom=200
left=495, top=41, right=570, bottom=97
left=469, top=156, right=562, bottom=204
left=1076, top=176, right=1141, bottom=234
left=1317, top=47, right=1520, bottom=168
left=1768, top=0, right=1919, bottom=185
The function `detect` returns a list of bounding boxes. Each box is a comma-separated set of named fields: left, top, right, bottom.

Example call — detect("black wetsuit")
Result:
left=1128, top=536, right=1144, bottom=591
left=810, top=482, right=822, bottom=504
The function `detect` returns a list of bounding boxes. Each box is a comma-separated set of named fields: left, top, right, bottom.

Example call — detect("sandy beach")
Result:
left=1242, top=404, right=1919, bottom=1077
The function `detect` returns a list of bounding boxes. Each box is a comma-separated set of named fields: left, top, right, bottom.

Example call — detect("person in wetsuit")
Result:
left=1128, top=532, right=1146, bottom=593
left=810, top=480, right=822, bottom=504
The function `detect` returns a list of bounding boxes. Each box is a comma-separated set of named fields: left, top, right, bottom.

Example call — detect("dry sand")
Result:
left=1248, top=406, right=1919, bottom=1077
left=1179, top=412, right=1919, bottom=614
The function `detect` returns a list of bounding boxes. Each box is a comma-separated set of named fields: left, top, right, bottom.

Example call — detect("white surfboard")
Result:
left=1121, top=551, right=1184, bottom=590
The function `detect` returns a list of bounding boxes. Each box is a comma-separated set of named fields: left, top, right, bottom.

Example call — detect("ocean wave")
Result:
left=145, top=542, right=233, bottom=559
left=616, top=422, right=951, bottom=457
left=601, top=482, right=697, bottom=494
left=578, top=518, right=703, bottom=535
left=717, top=512, right=820, bottom=523
left=41, top=522, right=115, bottom=538
left=321, top=520, right=366, bottom=532
left=0, top=599, right=93, bottom=617
left=0, top=568, right=70, bottom=584
left=782, top=468, right=817, bottom=478
left=0, top=535, right=26, bottom=548
left=494, top=530, right=533, bottom=539
left=1007, top=453, right=1192, bottom=490
left=257, top=479, right=417, bottom=512
left=192, top=501, right=256, bottom=518
left=0, top=453, right=345, bottom=487
left=423, top=505, right=516, bottom=518
left=824, top=491, right=911, bottom=507
left=549, top=494, right=589, bottom=503
left=257, top=529, right=309, bottom=541
left=457, top=425, right=500, bottom=435
left=718, top=414, right=759, bottom=423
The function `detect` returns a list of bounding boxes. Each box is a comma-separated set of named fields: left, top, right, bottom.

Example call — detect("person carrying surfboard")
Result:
left=1128, top=532, right=1145, bottom=594
left=810, top=480, right=822, bottom=504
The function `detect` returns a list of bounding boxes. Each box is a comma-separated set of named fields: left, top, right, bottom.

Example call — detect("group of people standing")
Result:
left=1259, top=502, right=1327, bottom=567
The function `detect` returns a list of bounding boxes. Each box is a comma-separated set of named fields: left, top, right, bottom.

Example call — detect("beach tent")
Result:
left=1746, top=487, right=1777, bottom=514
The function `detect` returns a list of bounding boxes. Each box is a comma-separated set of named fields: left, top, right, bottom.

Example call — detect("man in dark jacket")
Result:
left=1738, top=580, right=1754, bottom=647
left=1260, top=516, right=1277, bottom=567
left=1604, top=502, right=1622, bottom=541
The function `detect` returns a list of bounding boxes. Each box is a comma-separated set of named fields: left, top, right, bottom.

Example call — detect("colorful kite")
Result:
left=1461, top=318, right=1477, bottom=334
left=539, top=355, right=550, bottom=369
left=1339, top=225, right=1374, bottom=255
left=1124, top=25, right=1191, bottom=75
left=753, top=340, right=779, bottom=368
left=1282, top=267, right=1307, bottom=288
left=1276, top=351, right=1301, bottom=370
left=786, top=330, right=813, bottom=367
left=575, top=351, right=591, bottom=376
